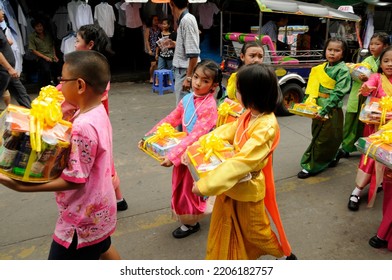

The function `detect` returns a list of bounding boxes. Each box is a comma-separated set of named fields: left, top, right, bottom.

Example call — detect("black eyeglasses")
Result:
left=57, top=77, right=78, bottom=84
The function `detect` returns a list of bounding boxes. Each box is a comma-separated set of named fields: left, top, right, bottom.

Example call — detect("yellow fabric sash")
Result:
left=305, top=62, right=336, bottom=98
left=381, top=73, right=392, bottom=97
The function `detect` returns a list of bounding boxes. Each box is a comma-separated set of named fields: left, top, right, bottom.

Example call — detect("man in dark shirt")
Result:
left=0, top=8, right=31, bottom=108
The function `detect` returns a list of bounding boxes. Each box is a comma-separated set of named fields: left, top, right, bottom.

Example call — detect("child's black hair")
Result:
left=64, top=50, right=111, bottom=95
left=160, top=18, right=173, bottom=32
left=377, top=46, right=392, bottom=73
left=238, top=41, right=264, bottom=67
left=78, top=24, right=115, bottom=58
left=236, top=64, right=282, bottom=114
left=369, top=32, right=390, bottom=49
left=323, top=37, right=348, bottom=62
left=193, top=59, right=224, bottom=99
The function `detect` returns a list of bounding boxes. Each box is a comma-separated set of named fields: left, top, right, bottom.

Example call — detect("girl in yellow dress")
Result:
left=226, top=41, right=264, bottom=102
left=192, top=64, right=296, bottom=260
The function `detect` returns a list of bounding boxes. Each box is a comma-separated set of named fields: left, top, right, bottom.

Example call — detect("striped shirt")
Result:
left=172, top=10, right=200, bottom=69
left=260, top=20, right=278, bottom=43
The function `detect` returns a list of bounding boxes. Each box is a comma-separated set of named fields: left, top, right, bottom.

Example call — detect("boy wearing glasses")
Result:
left=0, top=50, right=120, bottom=260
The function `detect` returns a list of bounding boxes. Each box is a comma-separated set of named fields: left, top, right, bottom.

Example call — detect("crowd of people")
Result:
left=1, top=0, right=391, bottom=260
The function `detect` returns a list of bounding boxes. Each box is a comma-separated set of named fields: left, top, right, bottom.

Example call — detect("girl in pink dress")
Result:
left=141, top=59, right=223, bottom=238
left=364, top=47, right=392, bottom=251
left=349, top=47, right=392, bottom=211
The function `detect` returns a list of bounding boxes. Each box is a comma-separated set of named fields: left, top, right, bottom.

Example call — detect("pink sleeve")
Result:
left=167, top=96, right=218, bottom=166
left=362, top=73, right=381, bottom=97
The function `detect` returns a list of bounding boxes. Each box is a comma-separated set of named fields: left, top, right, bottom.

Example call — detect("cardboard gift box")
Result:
left=140, top=123, right=186, bottom=162
left=216, top=98, right=245, bottom=127
left=186, top=133, right=235, bottom=181
left=0, top=104, right=72, bottom=183
left=359, top=96, right=392, bottom=125
left=355, top=135, right=392, bottom=168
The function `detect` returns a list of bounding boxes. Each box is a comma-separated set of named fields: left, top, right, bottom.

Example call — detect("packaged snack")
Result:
left=359, top=96, right=392, bottom=126
left=347, top=62, right=372, bottom=82
left=288, top=97, right=328, bottom=119
left=140, top=123, right=186, bottom=162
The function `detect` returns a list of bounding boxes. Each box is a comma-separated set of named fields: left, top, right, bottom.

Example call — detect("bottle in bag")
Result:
left=30, top=135, right=57, bottom=178
left=0, top=129, right=22, bottom=169
left=12, top=132, right=33, bottom=176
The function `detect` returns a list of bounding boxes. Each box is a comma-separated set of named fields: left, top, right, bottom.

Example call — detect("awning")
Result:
left=250, top=0, right=361, bottom=21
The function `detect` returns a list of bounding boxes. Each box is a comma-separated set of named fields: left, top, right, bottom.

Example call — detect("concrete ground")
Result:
left=0, top=81, right=391, bottom=260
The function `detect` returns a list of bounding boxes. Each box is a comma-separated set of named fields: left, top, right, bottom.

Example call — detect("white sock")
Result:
left=180, top=224, right=197, bottom=231
left=350, top=188, right=361, bottom=202
left=180, top=225, right=190, bottom=231
left=301, top=169, right=309, bottom=174
left=117, top=198, right=124, bottom=203
left=352, top=187, right=361, bottom=196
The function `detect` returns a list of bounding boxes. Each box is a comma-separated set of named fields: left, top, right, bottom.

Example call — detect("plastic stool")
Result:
left=152, top=69, right=174, bottom=95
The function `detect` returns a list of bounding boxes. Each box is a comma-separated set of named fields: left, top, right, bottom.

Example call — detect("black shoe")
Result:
left=328, top=158, right=339, bottom=168
left=377, top=184, right=383, bottom=193
left=172, top=223, right=200, bottom=239
left=369, top=235, right=388, bottom=248
left=297, top=170, right=312, bottom=179
left=286, top=253, right=298, bottom=260
left=337, top=149, right=350, bottom=159
left=117, top=199, right=128, bottom=211
left=329, top=149, right=350, bottom=167
left=348, top=195, right=360, bottom=211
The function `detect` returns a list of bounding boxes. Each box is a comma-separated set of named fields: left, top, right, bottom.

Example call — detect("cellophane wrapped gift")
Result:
left=140, top=123, right=186, bottom=162
left=359, top=96, right=392, bottom=126
left=216, top=98, right=245, bottom=127
left=186, top=133, right=235, bottom=181
left=347, top=62, right=372, bottom=82
left=355, top=126, right=392, bottom=168
left=289, top=97, right=327, bottom=119
left=0, top=86, right=72, bottom=182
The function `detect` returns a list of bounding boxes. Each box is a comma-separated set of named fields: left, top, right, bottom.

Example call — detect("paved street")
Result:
left=0, top=81, right=391, bottom=260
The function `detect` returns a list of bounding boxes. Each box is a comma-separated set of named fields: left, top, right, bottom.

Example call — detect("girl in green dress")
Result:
left=298, top=38, right=351, bottom=179
left=335, top=32, right=389, bottom=164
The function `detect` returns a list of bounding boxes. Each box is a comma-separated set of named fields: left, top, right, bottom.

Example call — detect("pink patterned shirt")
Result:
left=55, top=104, right=116, bottom=249
left=147, top=93, right=217, bottom=166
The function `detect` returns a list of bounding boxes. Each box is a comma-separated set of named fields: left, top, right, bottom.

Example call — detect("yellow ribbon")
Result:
left=217, top=101, right=243, bottom=127
left=378, top=96, right=392, bottom=129
left=143, top=123, right=186, bottom=148
left=196, top=133, right=233, bottom=162
left=364, top=129, right=392, bottom=165
left=30, top=85, right=65, bottom=152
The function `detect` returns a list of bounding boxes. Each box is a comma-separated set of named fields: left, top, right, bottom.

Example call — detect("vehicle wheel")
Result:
left=276, top=83, right=305, bottom=116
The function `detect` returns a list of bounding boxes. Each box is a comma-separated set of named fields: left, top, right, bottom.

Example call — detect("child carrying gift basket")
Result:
left=139, top=59, right=223, bottom=239
left=297, top=38, right=351, bottom=179
left=347, top=46, right=392, bottom=211
left=0, top=51, right=121, bottom=260
left=192, top=64, right=297, bottom=260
